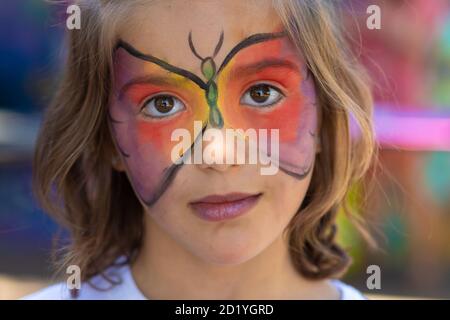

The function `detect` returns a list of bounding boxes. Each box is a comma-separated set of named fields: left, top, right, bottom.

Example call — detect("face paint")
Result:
left=109, top=30, right=317, bottom=207
left=109, top=49, right=210, bottom=206
left=217, top=36, right=317, bottom=178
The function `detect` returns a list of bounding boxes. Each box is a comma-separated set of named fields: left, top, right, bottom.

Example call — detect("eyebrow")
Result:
left=118, top=74, right=182, bottom=100
left=226, top=58, right=301, bottom=81
left=118, top=58, right=300, bottom=99
left=117, top=40, right=208, bottom=90
left=115, top=31, right=287, bottom=89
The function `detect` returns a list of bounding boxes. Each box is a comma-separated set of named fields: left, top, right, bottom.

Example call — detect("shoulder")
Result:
left=21, top=259, right=146, bottom=300
left=21, top=282, right=71, bottom=300
left=331, top=280, right=367, bottom=300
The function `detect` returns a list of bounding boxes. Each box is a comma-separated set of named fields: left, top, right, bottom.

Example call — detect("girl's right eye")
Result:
left=140, top=94, right=186, bottom=118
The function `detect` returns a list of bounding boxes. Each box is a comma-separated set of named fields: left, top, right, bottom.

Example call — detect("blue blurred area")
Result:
left=0, top=0, right=63, bottom=121
left=0, top=163, right=58, bottom=276
left=0, top=0, right=63, bottom=277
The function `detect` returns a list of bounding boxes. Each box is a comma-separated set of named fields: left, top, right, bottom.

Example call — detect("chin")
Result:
left=196, top=235, right=264, bottom=266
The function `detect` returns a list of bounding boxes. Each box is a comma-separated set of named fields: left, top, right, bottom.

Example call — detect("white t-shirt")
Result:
left=23, top=261, right=366, bottom=300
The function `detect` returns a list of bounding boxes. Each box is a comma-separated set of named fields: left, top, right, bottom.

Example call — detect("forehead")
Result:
left=117, top=0, right=284, bottom=73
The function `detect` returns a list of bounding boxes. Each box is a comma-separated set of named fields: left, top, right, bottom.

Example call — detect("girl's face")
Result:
left=109, top=0, right=318, bottom=264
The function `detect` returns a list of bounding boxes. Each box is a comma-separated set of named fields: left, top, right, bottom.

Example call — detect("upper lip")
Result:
left=189, top=192, right=262, bottom=204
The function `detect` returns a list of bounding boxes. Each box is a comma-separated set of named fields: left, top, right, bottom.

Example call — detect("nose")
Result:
left=197, top=124, right=245, bottom=173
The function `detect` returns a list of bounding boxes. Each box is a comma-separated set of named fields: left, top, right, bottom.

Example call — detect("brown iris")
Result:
left=250, top=84, right=271, bottom=103
left=154, top=96, right=174, bottom=113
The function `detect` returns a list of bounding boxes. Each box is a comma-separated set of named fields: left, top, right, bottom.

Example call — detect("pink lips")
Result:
left=189, top=192, right=262, bottom=222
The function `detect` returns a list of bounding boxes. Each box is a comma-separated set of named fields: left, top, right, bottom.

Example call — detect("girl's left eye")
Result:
left=240, top=83, right=284, bottom=107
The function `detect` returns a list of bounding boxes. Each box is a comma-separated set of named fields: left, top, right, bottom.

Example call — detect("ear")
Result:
left=314, top=103, right=322, bottom=154
left=111, top=151, right=126, bottom=172
left=107, top=131, right=127, bottom=171
left=315, top=134, right=322, bottom=154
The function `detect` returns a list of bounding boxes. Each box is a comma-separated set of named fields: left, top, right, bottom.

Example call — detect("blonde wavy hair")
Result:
left=34, top=0, right=375, bottom=289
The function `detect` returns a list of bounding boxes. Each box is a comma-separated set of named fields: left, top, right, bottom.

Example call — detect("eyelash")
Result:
left=139, top=92, right=187, bottom=119
left=240, top=82, right=286, bottom=108
left=137, top=81, right=287, bottom=119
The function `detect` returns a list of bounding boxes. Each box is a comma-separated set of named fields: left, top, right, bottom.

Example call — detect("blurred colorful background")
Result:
left=0, top=0, right=449, bottom=299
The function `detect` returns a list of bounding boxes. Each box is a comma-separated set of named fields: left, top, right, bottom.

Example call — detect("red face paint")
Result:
left=218, top=37, right=317, bottom=177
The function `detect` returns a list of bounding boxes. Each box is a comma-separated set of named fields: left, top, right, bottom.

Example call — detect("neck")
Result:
left=131, top=215, right=338, bottom=299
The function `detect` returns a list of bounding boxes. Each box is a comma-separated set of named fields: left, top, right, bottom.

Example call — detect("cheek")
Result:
left=146, top=196, right=182, bottom=229
left=221, top=91, right=305, bottom=142
left=116, top=128, right=169, bottom=203
left=136, top=116, right=190, bottom=155
left=107, top=87, right=209, bottom=205
left=264, top=171, right=312, bottom=220
left=108, top=108, right=175, bottom=205
left=218, top=71, right=305, bottom=142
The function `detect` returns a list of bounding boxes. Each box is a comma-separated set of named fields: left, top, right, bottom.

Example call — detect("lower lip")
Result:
left=190, top=194, right=262, bottom=222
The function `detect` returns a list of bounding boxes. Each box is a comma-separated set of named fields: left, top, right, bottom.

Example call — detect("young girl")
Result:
left=25, top=0, right=374, bottom=300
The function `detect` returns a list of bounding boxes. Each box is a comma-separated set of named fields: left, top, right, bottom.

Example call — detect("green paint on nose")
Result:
left=205, top=82, right=223, bottom=128
left=209, top=107, right=223, bottom=128
left=207, top=82, right=217, bottom=104
left=201, top=57, right=216, bottom=81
